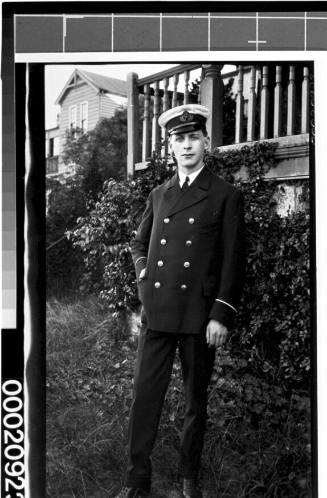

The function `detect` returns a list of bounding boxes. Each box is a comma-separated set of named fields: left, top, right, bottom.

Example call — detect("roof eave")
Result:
left=55, top=68, right=100, bottom=105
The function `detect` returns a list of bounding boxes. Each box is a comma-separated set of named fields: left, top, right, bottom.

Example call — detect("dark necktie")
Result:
left=181, top=176, right=190, bottom=192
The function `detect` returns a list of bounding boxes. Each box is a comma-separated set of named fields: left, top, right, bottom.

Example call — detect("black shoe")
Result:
left=115, top=487, right=150, bottom=498
left=182, top=479, right=203, bottom=498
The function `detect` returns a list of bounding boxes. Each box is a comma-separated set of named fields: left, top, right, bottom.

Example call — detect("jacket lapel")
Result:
left=159, top=173, right=182, bottom=219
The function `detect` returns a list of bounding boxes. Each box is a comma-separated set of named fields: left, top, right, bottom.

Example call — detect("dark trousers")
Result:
left=126, top=328, right=215, bottom=491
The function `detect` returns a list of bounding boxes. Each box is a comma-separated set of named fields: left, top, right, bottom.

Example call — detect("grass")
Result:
left=46, top=296, right=312, bottom=497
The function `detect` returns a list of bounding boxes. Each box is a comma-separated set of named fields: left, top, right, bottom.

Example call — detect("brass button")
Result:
left=154, top=282, right=161, bottom=289
left=184, top=261, right=190, bottom=268
left=160, top=238, right=167, bottom=245
left=164, top=218, right=170, bottom=224
left=180, top=284, right=188, bottom=291
left=188, top=218, right=195, bottom=224
left=157, top=260, right=164, bottom=267
left=185, top=240, right=192, bottom=246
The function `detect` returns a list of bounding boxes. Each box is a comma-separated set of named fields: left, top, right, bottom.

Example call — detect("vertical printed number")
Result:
left=2, top=380, right=25, bottom=497
left=2, top=380, right=22, bottom=396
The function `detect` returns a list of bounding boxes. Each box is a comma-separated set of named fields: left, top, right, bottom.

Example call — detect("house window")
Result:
left=49, top=137, right=54, bottom=157
left=46, top=157, right=59, bottom=174
left=80, top=101, right=88, bottom=133
left=69, top=105, right=77, bottom=135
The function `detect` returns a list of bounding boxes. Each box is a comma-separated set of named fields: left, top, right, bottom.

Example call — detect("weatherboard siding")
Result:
left=59, top=84, right=100, bottom=133
left=56, top=81, right=127, bottom=172
left=99, top=93, right=126, bottom=118
left=58, top=84, right=100, bottom=168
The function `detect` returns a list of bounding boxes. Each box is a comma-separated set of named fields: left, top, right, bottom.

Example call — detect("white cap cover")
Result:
left=158, top=104, right=210, bottom=134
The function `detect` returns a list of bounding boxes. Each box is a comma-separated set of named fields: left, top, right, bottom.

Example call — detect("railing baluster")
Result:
left=287, top=65, right=296, bottom=136
left=197, top=84, right=201, bottom=104
left=197, top=67, right=205, bottom=104
left=163, top=77, right=169, bottom=111
left=301, top=66, right=309, bottom=134
left=152, top=81, right=160, bottom=153
left=200, top=64, right=224, bottom=149
left=162, top=77, right=169, bottom=156
left=142, top=84, right=151, bottom=161
left=172, top=74, right=179, bottom=107
left=235, top=65, right=244, bottom=144
left=184, top=70, right=190, bottom=104
left=273, top=65, right=283, bottom=138
left=260, top=65, right=269, bottom=139
left=247, top=65, right=256, bottom=142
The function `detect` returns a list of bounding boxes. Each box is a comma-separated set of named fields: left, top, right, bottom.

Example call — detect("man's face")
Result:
left=169, top=129, right=209, bottom=173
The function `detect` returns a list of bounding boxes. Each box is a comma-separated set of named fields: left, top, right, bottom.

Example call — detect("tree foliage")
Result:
left=46, top=175, right=88, bottom=296
left=62, top=108, right=127, bottom=200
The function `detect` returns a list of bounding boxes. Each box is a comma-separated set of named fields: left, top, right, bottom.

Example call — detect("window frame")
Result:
left=69, top=104, right=77, bottom=134
left=80, top=101, right=88, bottom=133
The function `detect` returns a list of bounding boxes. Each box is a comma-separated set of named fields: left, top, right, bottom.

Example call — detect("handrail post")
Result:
left=127, top=72, right=139, bottom=177
left=199, top=64, right=224, bottom=150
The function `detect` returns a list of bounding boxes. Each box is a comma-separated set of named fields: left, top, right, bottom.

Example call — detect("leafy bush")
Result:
left=62, top=110, right=128, bottom=199
left=68, top=159, right=175, bottom=314
left=47, top=107, right=129, bottom=296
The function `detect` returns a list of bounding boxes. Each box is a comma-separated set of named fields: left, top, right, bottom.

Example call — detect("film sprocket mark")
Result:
left=2, top=380, right=25, bottom=497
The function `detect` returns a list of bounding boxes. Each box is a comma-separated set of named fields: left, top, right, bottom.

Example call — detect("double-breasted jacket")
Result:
left=130, top=166, right=246, bottom=334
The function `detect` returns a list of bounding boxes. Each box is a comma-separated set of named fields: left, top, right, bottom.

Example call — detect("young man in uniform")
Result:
left=117, top=104, right=245, bottom=497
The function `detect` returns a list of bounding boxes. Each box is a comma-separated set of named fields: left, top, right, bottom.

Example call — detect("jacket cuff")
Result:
left=209, top=300, right=237, bottom=330
left=135, top=256, right=147, bottom=280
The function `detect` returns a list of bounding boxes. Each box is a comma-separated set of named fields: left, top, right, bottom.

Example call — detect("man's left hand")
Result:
left=206, top=319, right=228, bottom=347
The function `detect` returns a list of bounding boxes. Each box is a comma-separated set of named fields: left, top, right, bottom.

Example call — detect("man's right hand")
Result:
left=139, top=268, right=147, bottom=281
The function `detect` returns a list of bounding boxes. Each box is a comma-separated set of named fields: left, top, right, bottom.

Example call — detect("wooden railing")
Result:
left=234, top=64, right=310, bottom=143
left=126, top=63, right=311, bottom=177
left=127, top=64, right=202, bottom=174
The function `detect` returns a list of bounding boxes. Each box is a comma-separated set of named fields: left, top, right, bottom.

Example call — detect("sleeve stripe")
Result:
left=215, top=298, right=237, bottom=313
left=135, top=256, right=147, bottom=266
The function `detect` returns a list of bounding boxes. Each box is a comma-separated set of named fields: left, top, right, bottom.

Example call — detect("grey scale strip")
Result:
left=14, top=12, right=327, bottom=53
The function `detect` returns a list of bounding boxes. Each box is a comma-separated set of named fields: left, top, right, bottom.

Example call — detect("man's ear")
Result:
left=204, top=136, right=210, bottom=150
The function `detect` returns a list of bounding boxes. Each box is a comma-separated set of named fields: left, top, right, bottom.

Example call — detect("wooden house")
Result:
left=46, top=68, right=127, bottom=176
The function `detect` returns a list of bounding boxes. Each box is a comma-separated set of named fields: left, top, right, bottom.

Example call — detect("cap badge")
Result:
left=180, top=111, right=192, bottom=123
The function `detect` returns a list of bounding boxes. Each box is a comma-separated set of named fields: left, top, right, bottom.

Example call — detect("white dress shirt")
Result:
left=178, top=166, right=205, bottom=188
